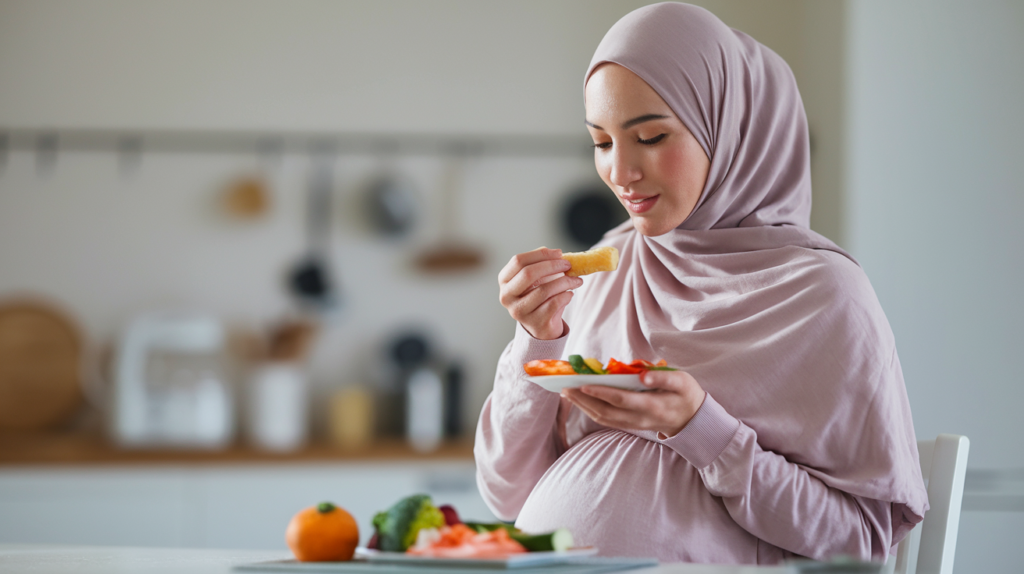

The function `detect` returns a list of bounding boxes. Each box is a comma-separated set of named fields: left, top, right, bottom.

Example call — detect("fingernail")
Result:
left=560, top=260, right=572, bottom=269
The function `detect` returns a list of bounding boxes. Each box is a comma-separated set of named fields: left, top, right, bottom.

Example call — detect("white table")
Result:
left=0, top=544, right=796, bottom=574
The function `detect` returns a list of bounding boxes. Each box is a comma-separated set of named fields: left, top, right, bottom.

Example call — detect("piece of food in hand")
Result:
left=286, top=502, right=360, bottom=562
left=523, top=359, right=576, bottom=376
left=464, top=522, right=574, bottom=552
left=562, top=246, right=619, bottom=277
left=371, top=494, right=446, bottom=552
left=407, top=523, right=527, bottom=558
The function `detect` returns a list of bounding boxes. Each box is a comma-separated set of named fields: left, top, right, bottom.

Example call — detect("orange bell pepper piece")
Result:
left=523, top=360, right=576, bottom=376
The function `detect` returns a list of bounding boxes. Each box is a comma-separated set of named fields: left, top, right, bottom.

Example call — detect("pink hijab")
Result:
left=565, top=2, right=928, bottom=546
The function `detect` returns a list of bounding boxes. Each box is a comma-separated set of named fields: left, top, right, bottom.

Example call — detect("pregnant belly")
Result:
left=514, top=428, right=758, bottom=563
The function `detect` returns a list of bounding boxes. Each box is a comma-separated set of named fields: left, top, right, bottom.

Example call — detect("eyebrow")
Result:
left=585, top=113, right=670, bottom=131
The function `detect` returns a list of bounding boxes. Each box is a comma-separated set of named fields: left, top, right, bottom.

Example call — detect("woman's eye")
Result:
left=591, top=142, right=612, bottom=150
left=638, top=134, right=666, bottom=145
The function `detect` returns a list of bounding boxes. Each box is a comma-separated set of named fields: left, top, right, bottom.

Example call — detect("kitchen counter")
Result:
left=0, top=544, right=797, bottom=574
left=0, top=433, right=474, bottom=466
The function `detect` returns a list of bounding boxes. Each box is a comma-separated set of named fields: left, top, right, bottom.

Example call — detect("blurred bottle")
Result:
left=328, top=386, right=374, bottom=451
left=406, top=367, right=444, bottom=453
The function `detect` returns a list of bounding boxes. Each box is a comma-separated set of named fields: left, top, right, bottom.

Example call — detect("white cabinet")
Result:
left=0, top=462, right=495, bottom=550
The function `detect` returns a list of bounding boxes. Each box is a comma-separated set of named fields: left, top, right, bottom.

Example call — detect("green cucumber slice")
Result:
left=568, top=355, right=596, bottom=375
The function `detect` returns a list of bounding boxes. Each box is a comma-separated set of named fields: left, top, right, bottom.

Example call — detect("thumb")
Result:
left=640, top=369, right=684, bottom=392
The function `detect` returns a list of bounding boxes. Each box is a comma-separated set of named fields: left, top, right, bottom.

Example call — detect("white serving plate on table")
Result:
left=526, top=374, right=647, bottom=393
left=354, top=547, right=599, bottom=569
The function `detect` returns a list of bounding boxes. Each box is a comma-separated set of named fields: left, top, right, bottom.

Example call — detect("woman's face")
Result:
left=585, top=64, right=711, bottom=237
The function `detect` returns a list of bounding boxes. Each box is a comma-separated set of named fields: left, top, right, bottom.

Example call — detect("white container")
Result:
left=246, top=363, right=308, bottom=452
left=405, top=367, right=444, bottom=453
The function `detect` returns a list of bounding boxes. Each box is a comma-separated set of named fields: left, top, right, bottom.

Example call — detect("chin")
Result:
left=631, top=217, right=676, bottom=237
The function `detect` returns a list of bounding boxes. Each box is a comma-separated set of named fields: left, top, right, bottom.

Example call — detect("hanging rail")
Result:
left=0, top=128, right=594, bottom=159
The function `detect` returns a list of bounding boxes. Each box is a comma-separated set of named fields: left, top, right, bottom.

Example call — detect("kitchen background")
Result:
left=0, top=1, right=1020, bottom=572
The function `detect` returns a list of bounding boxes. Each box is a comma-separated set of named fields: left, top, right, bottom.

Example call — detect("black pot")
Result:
left=560, top=184, right=629, bottom=249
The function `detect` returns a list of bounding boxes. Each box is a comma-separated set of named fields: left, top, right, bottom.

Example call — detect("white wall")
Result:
left=845, top=1, right=1024, bottom=572
left=0, top=0, right=818, bottom=135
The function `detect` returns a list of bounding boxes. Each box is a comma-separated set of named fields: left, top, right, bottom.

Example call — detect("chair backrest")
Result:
left=888, top=434, right=970, bottom=574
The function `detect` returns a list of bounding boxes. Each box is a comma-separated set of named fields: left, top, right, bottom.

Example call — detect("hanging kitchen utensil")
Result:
left=560, top=182, right=629, bottom=250
left=414, top=153, right=485, bottom=272
left=364, top=173, right=417, bottom=238
left=0, top=298, right=84, bottom=431
left=287, top=162, right=338, bottom=312
left=223, top=175, right=271, bottom=220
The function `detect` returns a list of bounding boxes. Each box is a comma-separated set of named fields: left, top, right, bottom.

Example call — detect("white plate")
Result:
left=355, top=547, right=598, bottom=569
left=526, top=374, right=646, bottom=393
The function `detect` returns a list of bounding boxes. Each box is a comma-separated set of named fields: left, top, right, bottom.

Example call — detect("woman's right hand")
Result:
left=498, top=247, right=584, bottom=340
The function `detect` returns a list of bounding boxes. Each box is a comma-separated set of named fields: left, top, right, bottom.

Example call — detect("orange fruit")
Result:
left=286, top=502, right=360, bottom=562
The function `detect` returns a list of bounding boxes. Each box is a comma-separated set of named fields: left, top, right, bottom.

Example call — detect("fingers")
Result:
left=497, top=247, right=581, bottom=341
left=503, top=258, right=573, bottom=298
left=561, top=387, right=653, bottom=429
left=498, top=247, right=564, bottom=285
left=509, top=274, right=583, bottom=319
left=577, top=385, right=648, bottom=410
left=561, top=374, right=705, bottom=436
left=560, top=389, right=611, bottom=424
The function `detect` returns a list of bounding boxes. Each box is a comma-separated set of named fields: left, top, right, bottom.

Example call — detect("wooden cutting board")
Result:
left=0, top=299, right=83, bottom=431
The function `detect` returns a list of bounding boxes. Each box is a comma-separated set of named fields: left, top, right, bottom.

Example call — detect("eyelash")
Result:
left=638, top=134, right=666, bottom=145
left=591, top=133, right=666, bottom=149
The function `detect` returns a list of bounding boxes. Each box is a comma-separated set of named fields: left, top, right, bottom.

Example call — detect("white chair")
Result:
left=883, top=434, right=970, bottom=574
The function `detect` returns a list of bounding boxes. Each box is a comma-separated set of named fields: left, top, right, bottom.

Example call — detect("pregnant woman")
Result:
left=475, top=2, right=928, bottom=565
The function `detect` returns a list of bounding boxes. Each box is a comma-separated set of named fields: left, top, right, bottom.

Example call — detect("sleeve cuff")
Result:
left=510, top=322, right=569, bottom=377
left=658, top=393, right=740, bottom=469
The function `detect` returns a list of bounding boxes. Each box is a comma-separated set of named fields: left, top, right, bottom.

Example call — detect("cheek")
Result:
left=594, top=155, right=612, bottom=185
left=656, top=145, right=706, bottom=209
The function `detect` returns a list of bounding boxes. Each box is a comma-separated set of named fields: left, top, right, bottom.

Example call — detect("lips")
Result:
left=621, top=194, right=659, bottom=214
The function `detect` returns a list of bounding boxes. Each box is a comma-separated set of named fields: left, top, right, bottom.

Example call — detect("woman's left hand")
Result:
left=561, top=369, right=706, bottom=438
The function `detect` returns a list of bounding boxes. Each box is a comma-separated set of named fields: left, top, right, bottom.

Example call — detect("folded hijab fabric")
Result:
left=475, top=2, right=928, bottom=564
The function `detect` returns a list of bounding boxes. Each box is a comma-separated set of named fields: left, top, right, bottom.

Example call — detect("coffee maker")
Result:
left=111, top=312, right=233, bottom=449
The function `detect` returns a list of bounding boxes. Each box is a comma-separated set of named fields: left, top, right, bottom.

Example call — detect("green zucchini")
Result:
left=510, top=528, right=574, bottom=552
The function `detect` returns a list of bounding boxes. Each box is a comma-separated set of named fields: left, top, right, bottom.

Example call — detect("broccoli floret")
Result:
left=371, top=494, right=445, bottom=552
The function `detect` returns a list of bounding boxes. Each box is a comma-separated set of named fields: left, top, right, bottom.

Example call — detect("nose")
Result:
left=606, top=144, right=642, bottom=189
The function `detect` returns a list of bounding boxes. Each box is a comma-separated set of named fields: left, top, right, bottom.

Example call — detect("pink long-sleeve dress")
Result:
left=474, top=226, right=928, bottom=565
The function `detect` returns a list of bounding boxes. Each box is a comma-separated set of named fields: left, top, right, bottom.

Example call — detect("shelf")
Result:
left=0, top=432, right=474, bottom=467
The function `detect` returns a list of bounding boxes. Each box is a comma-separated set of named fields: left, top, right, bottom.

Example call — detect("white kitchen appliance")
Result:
left=111, top=312, right=233, bottom=448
